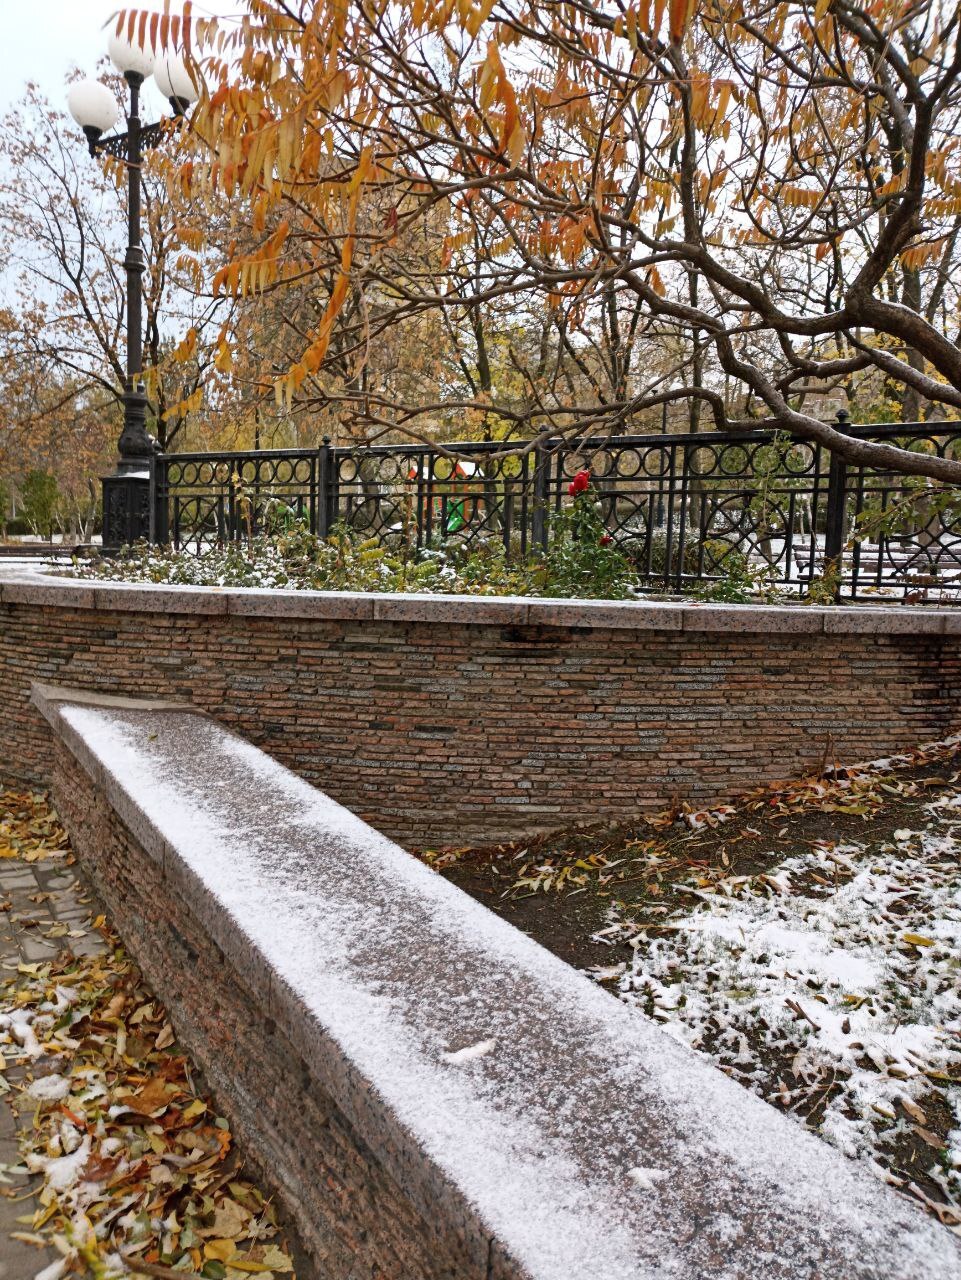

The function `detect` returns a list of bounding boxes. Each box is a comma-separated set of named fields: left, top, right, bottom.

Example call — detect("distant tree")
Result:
left=0, top=74, right=229, bottom=454
left=19, top=471, right=59, bottom=540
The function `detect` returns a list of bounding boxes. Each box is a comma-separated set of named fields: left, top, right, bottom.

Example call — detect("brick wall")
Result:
left=3, top=580, right=960, bottom=845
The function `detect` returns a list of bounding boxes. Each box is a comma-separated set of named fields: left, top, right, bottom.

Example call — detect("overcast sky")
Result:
left=0, top=1, right=241, bottom=115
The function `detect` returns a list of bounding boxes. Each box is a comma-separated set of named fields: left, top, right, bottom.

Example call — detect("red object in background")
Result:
left=568, top=470, right=591, bottom=496
left=599, top=534, right=612, bottom=546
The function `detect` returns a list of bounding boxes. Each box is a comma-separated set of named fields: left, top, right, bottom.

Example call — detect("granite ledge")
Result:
left=0, top=568, right=957, bottom=636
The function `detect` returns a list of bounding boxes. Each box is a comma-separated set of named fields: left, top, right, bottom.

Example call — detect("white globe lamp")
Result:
left=154, top=53, right=199, bottom=114
left=67, top=79, right=121, bottom=151
left=108, top=31, right=156, bottom=82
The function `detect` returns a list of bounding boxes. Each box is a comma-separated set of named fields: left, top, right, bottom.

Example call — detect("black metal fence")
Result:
left=150, top=419, right=961, bottom=599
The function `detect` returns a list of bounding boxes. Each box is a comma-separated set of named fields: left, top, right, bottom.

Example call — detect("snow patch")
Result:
left=26, top=1074, right=72, bottom=1103
left=443, top=1039, right=496, bottom=1064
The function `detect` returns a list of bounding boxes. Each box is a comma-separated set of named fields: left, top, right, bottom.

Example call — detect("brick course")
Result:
left=2, top=588, right=960, bottom=845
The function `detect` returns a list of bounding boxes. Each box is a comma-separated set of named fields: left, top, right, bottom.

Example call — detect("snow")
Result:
left=443, top=1039, right=497, bottom=1064
left=627, top=1167, right=667, bottom=1191
left=619, top=817, right=961, bottom=1218
left=27, top=1137, right=91, bottom=1192
left=45, top=696, right=961, bottom=1279
left=26, top=1074, right=72, bottom=1103
left=33, top=1259, right=68, bottom=1280
left=0, top=1010, right=43, bottom=1058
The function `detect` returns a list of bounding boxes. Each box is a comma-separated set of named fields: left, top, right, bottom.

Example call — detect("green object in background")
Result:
left=446, top=499, right=467, bottom=533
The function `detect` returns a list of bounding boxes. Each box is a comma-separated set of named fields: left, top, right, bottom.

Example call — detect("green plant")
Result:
left=805, top=562, right=841, bottom=605
left=539, top=483, right=634, bottom=599
left=19, top=470, right=60, bottom=540
left=695, top=540, right=784, bottom=603
left=621, top=528, right=701, bottom=580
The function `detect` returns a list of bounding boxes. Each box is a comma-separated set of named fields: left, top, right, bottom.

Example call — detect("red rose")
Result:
left=568, top=469, right=591, bottom=496
left=599, top=534, right=612, bottom=546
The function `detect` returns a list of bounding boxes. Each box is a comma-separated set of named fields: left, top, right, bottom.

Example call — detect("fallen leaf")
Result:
left=205, top=1239, right=237, bottom=1263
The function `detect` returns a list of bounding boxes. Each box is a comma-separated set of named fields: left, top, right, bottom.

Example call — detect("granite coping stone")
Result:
left=28, top=682, right=961, bottom=1280
left=0, top=565, right=958, bottom=635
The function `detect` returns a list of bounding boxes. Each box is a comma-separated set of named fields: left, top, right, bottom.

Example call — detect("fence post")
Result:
left=148, top=454, right=163, bottom=546
left=823, top=410, right=850, bottom=599
left=531, top=441, right=550, bottom=553
left=318, top=437, right=334, bottom=538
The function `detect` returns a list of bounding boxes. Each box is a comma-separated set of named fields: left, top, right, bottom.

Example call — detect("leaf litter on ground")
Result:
left=0, top=791, right=298, bottom=1280
left=421, top=736, right=961, bottom=1232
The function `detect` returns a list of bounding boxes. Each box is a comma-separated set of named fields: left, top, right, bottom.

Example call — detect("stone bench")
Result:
left=32, top=683, right=961, bottom=1280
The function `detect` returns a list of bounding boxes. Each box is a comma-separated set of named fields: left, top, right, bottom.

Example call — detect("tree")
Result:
left=0, top=74, right=235, bottom=456
left=19, top=471, right=59, bottom=540
left=121, top=1, right=961, bottom=480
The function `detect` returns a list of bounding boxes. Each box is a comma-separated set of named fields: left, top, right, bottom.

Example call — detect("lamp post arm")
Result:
left=91, top=120, right=172, bottom=160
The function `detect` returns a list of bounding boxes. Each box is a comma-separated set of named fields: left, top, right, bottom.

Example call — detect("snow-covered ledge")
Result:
left=1, top=562, right=960, bottom=631
left=31, top=684, right=961, bottom=1280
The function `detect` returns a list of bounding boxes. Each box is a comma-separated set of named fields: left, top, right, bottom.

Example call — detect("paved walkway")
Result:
left=0, top=854, right=104, bottom=1280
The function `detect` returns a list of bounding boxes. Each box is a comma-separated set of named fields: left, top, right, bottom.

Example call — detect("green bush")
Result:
left=69, top=474, right=801, bottom=604
left=620, top=528, right=701, bottom=580
left=19, top=471, right=60, bottom=540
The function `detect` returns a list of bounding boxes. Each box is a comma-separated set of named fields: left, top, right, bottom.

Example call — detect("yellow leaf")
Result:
left=209, top=1198, right=250, bottom=1239
left=205, top=1239, right=237, bottom=1262
left=259, top=1248, right=294, bottom=1274
left=902, top=933, right=935, bottom=947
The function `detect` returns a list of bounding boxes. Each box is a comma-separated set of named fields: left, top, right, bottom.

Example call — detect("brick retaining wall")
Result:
left=2, top=573, right=961, bottom=845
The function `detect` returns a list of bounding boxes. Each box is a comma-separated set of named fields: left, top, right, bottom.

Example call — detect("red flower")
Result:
left=568, top=469, right=591, bottom=497
left=599, top=534, right=612, bottom=547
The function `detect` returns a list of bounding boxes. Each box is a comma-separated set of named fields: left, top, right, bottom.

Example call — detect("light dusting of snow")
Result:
left=621, top=822, right=961, bottom=1217
left=48, top=698, right=961, bottom=1279
left=33, top=1258, right=68, bottom=1280
left=26, top=1136, right=91, bottom=1192
left=0, top=1009, right=43, bottom=1058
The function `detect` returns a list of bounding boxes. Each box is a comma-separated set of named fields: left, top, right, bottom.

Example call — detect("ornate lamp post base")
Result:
left=102, top=469, right=152, bottom=553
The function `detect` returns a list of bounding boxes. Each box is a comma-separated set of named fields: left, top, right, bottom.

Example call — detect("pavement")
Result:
left=0, top=854, right=105, bottom=1280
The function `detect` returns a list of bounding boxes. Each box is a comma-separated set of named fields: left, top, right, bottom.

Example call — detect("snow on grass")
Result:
left=619, top=806, right=961, bottom=1223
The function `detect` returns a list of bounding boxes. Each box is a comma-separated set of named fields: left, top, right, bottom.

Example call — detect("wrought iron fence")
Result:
left=150, top=419, right=961, bottom=599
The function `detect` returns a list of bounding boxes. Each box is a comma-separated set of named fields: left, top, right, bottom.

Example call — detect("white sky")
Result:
left=0, top=0, right=241, bottom=114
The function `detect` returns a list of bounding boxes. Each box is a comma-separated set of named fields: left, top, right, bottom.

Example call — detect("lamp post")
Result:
left=68, top=35, right=198, bottom=552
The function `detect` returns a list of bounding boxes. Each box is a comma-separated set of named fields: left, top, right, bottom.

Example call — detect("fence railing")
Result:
left=150, top=419, right=961, bottom=600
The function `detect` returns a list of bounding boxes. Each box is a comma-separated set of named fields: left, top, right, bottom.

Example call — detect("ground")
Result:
left=422, top=740, right=961, bottom=1232
left=0, top=791, right=300, bottom=1280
